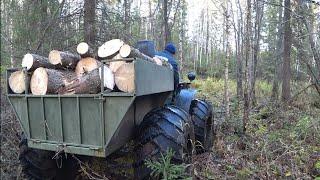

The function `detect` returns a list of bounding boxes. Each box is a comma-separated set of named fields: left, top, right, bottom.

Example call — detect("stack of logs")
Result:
left=9, top=39, right=166, bottom=95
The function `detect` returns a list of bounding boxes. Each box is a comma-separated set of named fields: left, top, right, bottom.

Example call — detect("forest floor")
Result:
left=0, top=78, right=319, bottom=179
left=192, top=78, right=320, bottom=179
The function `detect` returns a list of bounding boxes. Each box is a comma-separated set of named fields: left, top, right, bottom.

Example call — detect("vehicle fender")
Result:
left=175, top=88, right=197, bottom=113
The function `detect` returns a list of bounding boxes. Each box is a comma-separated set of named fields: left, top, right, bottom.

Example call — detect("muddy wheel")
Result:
left=19, top=135, right=79, bottom=180
left=190, top=99, right=214, bottom=152
left=134, top=105, right=195, bottom=179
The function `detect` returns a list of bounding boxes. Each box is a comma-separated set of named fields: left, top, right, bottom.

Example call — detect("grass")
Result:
left=191, top=78, right=320, bottom=179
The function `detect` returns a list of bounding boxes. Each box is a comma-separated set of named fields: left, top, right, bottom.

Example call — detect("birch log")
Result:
left=22, top=53, right=55, bottom=71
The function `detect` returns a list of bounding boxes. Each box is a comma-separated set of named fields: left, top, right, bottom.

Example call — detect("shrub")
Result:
left=145, top=149, right=191, bottom=180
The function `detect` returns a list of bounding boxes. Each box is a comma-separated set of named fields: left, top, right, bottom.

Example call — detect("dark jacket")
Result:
left=156, top=50, right=179, bottom=90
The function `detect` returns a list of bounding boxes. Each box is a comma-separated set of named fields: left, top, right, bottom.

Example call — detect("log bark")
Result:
left=119, top=44, right=154, bottom=62
left=114, top=63, right=135, bottom=93
left=98, top=39, right=124, bottom=58
left=62, top=69, right=101, bottom=94
left=48, top=50, right=81, bottom=69
left=77, top=42, right=95, bottom=58
left=61, top=66, right=114, bottom=94
left=22, top=53, right=55, bottom=71
left=75, top=57, right=102, bottom=76
left=75, top=57, right=115, bottom=90
left=30, top=68, right=76, bottom=95
left=8, top=70, right=30, bottom=93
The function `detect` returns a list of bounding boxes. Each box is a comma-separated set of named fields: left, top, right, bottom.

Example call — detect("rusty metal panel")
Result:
left=134, top=59, right=174, bottom=96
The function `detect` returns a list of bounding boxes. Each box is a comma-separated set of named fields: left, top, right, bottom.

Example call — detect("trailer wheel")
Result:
left=19, top=135, right=79, bottom=180
left=134, top=105, right=195, bottom=179
left=190, top=99, right=214, bottom=152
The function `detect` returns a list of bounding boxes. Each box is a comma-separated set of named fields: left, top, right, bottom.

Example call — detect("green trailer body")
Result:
left=6, top=59, right=174, bottom=157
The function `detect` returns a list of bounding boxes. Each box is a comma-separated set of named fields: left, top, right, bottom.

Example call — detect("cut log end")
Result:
left=48, top=50, right=62, bottom=65
left=119, top=44, right=131, bottom=58
left=115, top=63, right=135, bottom=93
left=21, top=53, right=34, bottom=70
left=98, top=39, right=124, bottom=58
left=75, top=57, right=100, bottom=76
left=9, top=71, right=26, bottom=93
left=77, top=42, right=89, bottom=55
left=30, top=67, right=48, bottom=95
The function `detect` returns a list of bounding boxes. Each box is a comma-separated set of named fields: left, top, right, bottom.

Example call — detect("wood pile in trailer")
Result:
left=9, top=39, right=170, bottom=95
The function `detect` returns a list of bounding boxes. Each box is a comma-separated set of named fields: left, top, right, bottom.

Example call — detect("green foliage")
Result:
left=236, top=168, right=253, bottom=180
left=145, top=149, right=190, bottom=180
left=315, top=161, right=320, bottom=170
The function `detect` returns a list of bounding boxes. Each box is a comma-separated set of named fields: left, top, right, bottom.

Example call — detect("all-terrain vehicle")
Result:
left=6, top=56, right=214, bottom=179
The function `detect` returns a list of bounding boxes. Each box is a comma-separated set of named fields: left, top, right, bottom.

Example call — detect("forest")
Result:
left=1, top=0, right=320, bottom=179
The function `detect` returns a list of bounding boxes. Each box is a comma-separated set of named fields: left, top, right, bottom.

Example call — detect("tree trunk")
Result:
left=9, top=70, right=30, bottom=94
left=123, top=0, right=131, bottom=42
left=22, top=53, right=56, bottom=71
left=243, top=0, right=252, bottom=133
left=236, top=0, right=243, bottom=102
left=223, top=2, right=230, bottom=119
left=281, top=0, right=292, bottom=102
left=163, top=0, right=170, bottom=47
left=84, top=0, right=96, bottom=46
left=271, top=0, right=284, bottom=100
left=250, top=0, right=264, bottom=105
left=114, top=63, right=135, bottom=93
left=48, top=50, right=81, bottom=69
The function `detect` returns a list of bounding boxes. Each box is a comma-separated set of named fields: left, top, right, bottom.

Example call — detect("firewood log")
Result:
left=75, top=57, right=115, bottom=90
left=48, top=50, right=81, bottom=69
left=62, top=69, right=101, bottom=94
left=61, top=66, right=115, bottom=94
left=75, top=57, right=102, bottom=76
left=30, top=67, right=76, bottom=95
left=22, top=53, right=55, bottom=71
left=8, top=70, right=30, bottom=94
left=77, top=42, right=95, bottom=58
left=114, top=63, right=135, bottom=93
left=109, top=53, right=126, bottom=73
left=119, top=44, right=166, bottom=66
left=119, top=44, right=154, bottom=63
left=98, top=39, right=124, bottom=59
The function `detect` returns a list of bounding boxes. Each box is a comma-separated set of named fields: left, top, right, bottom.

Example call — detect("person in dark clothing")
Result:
left=156, top=43, right=179, bottom=91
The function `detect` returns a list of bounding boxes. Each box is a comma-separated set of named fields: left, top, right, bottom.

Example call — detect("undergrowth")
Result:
left=191, top=78, right=320, bottom=179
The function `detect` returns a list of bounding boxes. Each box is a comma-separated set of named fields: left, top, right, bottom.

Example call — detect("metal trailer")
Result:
left=7, top=58, right=175, bottom=157
left=6, top=58, right=214, bottom=179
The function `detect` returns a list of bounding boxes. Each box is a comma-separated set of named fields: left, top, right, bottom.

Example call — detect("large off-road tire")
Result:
left=19, top=136, right=79, bottom=180
left=190, top=99, right=214, bottom=152
left=134, top=105, right=195, bottom=179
